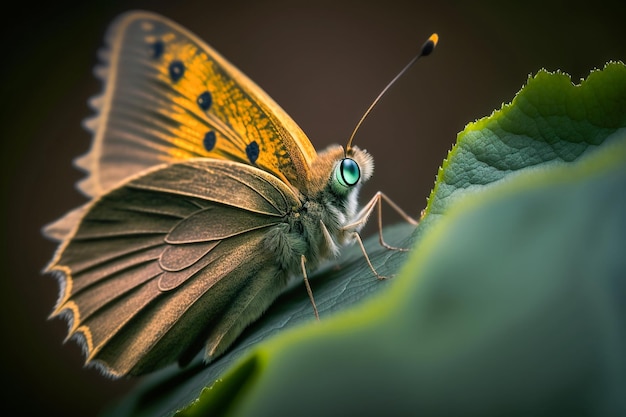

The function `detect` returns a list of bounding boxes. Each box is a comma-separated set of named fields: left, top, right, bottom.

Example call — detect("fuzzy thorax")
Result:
left=264, top=144, right=374, bottom=276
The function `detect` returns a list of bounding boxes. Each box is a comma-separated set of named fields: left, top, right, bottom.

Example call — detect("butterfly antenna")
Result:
left=345, top=33, right=438, bottom=154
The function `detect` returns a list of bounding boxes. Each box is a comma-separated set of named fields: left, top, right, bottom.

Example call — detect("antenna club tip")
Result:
left=420, top=33, right=438, bottom=57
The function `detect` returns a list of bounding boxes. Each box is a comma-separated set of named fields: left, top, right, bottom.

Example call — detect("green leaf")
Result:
left=106, top=62, right=626, bottom=416
left=419, top=61, right=626, bottom=236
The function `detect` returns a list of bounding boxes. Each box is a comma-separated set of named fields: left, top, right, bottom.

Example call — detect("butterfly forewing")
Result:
left=79, top=11, right=317, bottom=197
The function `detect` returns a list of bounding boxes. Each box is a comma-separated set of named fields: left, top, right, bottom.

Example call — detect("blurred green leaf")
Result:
left=107, top=62, right=626, bottom=416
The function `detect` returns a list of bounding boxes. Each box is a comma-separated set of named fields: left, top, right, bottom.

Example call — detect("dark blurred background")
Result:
left=1, top=0, right=624, bottom=415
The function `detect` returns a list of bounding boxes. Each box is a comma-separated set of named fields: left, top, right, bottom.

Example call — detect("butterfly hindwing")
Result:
left=46, top=159, right=300, bottom=376
left=78, top=10, right=317, bottom=198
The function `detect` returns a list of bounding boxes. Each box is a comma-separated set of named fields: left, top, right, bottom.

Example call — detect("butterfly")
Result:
left=43, top=10, right=437, bottom=378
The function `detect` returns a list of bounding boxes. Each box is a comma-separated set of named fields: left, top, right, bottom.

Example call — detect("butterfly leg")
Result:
left=351, top=231, right=390, bottom=280
left=344, top=191, right=418, bottom=252
left=301, top=255, right=320, bottom=320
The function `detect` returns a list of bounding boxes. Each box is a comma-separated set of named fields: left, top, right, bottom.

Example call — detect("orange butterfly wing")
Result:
left=78, top=10, right=316, bottom=198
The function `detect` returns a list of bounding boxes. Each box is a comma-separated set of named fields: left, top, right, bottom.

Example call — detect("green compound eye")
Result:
left=337, top=158, right=361, bottom=187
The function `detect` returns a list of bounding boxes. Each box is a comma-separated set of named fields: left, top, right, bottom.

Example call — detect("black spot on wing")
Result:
left=150, top=40, right=165, bottom=59
left=203, top=131, right=216, bottom=151
left=197, top=91, right=212, bottom=111
left=246, top=141, right=259, bottom=164
left=169, top=60, right=185, bottom=82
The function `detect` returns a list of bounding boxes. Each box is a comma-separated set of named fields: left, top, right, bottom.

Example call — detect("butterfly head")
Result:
left=330, top=146, right=373, bottom=196
left=307, top=144, right=373, bottom=204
